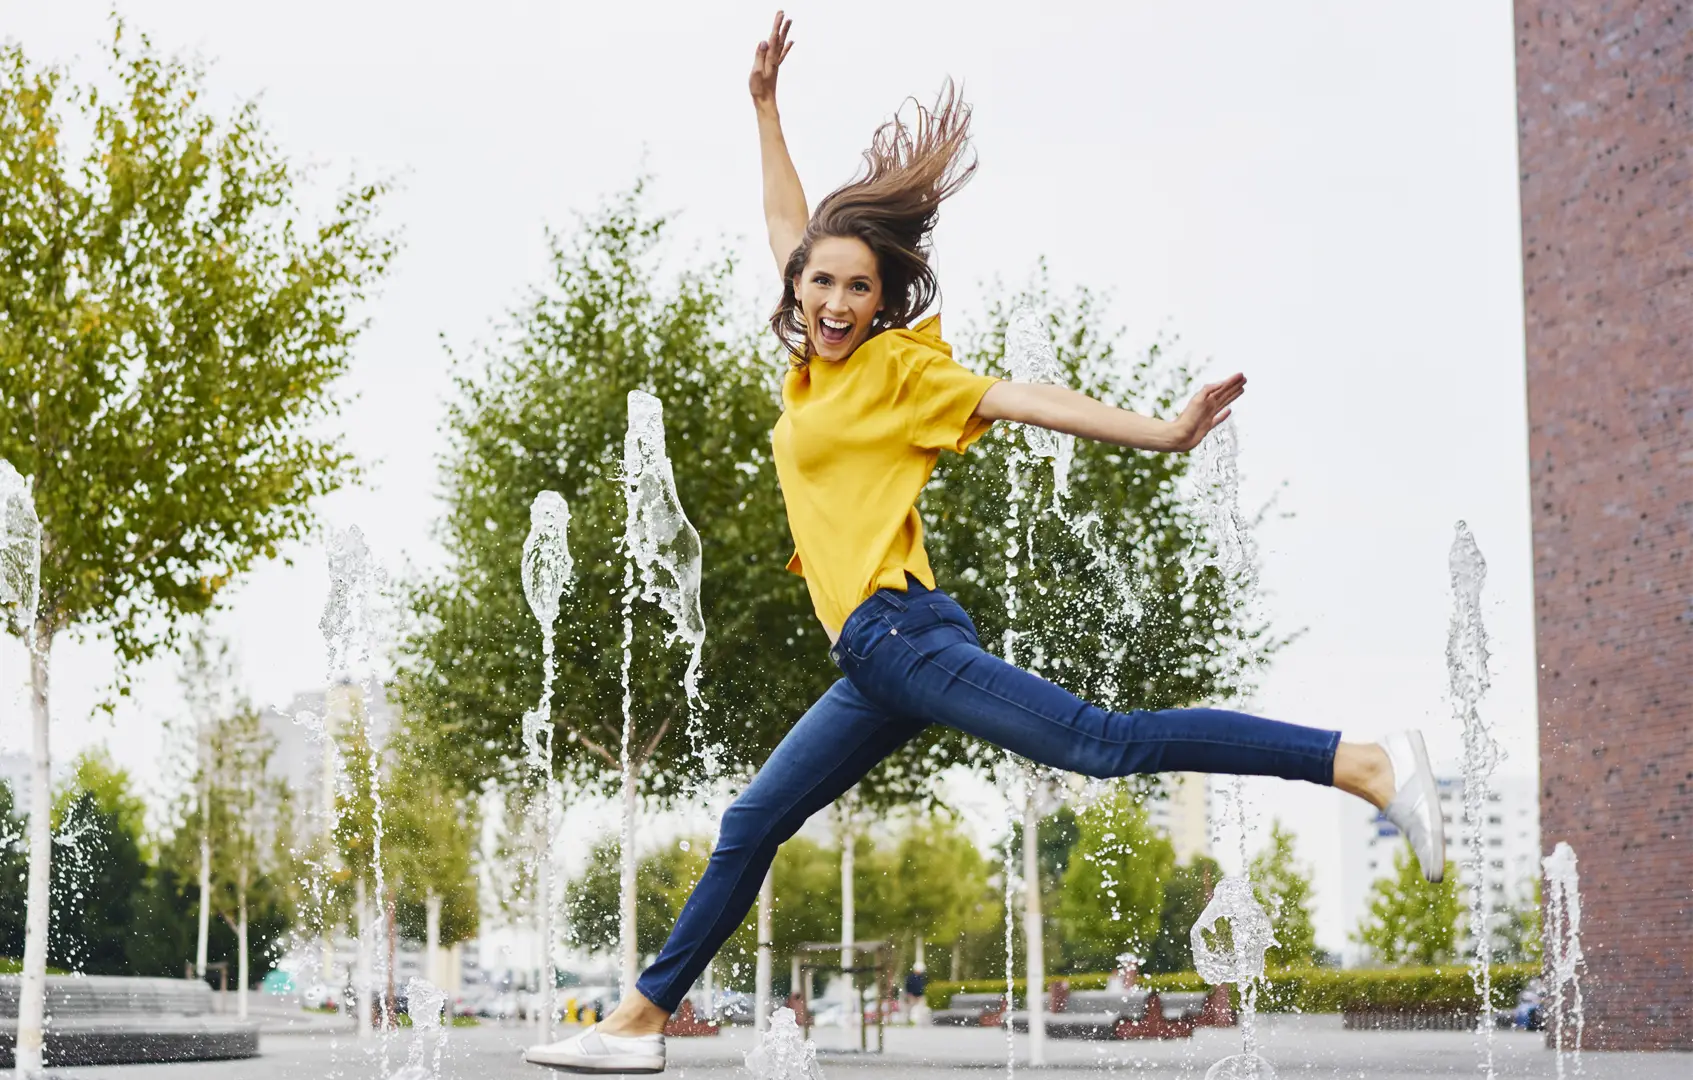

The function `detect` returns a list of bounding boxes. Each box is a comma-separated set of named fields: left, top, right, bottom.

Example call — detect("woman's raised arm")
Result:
left=750, top=11, right=808, bottom=276
left=975, top=374, right=1247, bottom=454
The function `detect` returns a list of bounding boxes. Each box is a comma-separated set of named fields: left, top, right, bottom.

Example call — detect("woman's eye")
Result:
left=852, top=282, right=869, bottom=292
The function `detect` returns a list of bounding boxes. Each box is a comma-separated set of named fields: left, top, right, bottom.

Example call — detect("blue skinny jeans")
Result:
left=634, top=578, right=1340, bottom=1011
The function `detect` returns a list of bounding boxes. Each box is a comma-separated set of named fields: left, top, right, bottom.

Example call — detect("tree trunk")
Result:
left=755, top=870, right=773, bottom=1033
left=14, top=619, right=52, bottom=1076
left=355, top=877, right=372, bottom=1040
left=425, top=889, right=442, bottom=987
left=237, top=887, right=250, bottom=1020
left=537, top=783, right=554, bottom=1044
left=951, top=938, right=963, bottom=982
left=618, top=765, right=639, bottom=996
left=196, top=724, right=211, bottom=978
left=533, top=859, right=546, bottom=1042
left=839, top=801, right=857, bottom=1033
left=385, top=891, right=398, bottom=1029
left=1023, top=796, right=1046, bottom=1065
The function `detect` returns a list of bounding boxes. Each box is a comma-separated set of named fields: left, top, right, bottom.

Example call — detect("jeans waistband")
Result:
left=832, top=574, right=931, bottom=666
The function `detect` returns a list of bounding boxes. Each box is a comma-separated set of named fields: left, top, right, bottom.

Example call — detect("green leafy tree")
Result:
left=123, top=861, right=198, bottom=977
left=1494, top=876, right=1542, bottom=966
left=860, top=816, right=999, bottom=967
left=918, top=273, right=1280, bottom=768
left=386, top=745, right=480, bottom=958
left=1352, top=847, right=1462, bottom=966
left=1248, top=820, right=1319, bottom=968
left=181, top=701, right=289, bottom=1003
left=47, top=751, right=148, bottom=975
left=1144, top=854, right=1224, bottom=974
left=393, top=186, right=846, bottom=989
left=0, top=782, right=27, bottom=959
left=565, top=840, right=709, bottom=961
left=1056, top=788, right=1175, bottom=973
left=394, top=186, right=819, bottom=802
left=0, top=27, right=392, bottom=1064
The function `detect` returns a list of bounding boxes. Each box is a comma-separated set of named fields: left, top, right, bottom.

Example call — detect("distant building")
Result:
left=1147, top=772, right=1210, bottom=864
left=262, top=682, right=400, bottom=825
left=0, top=751, right=30, bottom=815
left=1340, top=773, right=1539, bottom=966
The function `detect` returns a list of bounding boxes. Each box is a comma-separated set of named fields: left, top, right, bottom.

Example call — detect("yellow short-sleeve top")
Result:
left=771, top=314, right=1002, bottom=634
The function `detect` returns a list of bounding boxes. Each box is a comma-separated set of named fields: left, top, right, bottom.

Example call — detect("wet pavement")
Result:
left=31, top=1014, right=1693, bottom=1078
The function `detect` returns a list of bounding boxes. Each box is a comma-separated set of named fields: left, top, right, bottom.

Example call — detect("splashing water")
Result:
left=1205, top=1054, right=1279, bottom=1080
left=1004, top=308, right=1142, bottom=638
left=996, top=376, right=1035, bottom=1075
left=1448, top=521, right=1500, bottom=1077
left=1542, top=842, right=1585, bottom=1078
left=521, top=491, right=574, bottom=771
left=744, top=1007, right=825, bottom=1080
left=1183, top=422, right=1257, bottom=599
left=386, top=977, right=450, bottom=1080
left=321, top=526, right=383, bottom=680
left=321, top=526, right=394, bottom=1055
left=0, top=461, right=42, bottom=640
left=1192, top=874, right=1277, bottom=1061
left=1182, top=421, right=1276, bottom=1074
left=1004, top=307, right=1074, bottom=503
left=520, top=491, right=575, bottom=1040
left=618, top=390, right=707, bottom=990
left=623, top=390, right=706, bottom=701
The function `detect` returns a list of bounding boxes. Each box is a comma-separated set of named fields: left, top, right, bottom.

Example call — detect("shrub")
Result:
left=923, top=964, right=1538, bottom=1013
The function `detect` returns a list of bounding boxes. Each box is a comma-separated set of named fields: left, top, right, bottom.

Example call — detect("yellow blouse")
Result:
left=771, top=315, right=1002, bottom=634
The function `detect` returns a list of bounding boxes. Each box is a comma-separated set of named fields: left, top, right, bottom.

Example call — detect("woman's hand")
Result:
left=1169, top=373, right=1247, bottom=451
left=750, top=11, right=794, bottom=108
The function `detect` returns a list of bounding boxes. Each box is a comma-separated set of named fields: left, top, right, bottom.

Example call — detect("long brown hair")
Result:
left=771, top=80, right=977, bottom=362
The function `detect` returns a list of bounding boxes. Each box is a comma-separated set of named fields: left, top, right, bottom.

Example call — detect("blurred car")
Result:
left=454, top=984, right=496, bottom=1018
left=807, top=1001, right=847, bottom=1028
left=565, top=985, right=616, bottom=1022
left=706, top=990, right=754, bottom=1025
left=299, top=982, right=341, bottom=1012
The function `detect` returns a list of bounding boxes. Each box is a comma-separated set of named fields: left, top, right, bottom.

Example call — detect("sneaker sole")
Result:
left=1406, top=730, right=1445, bottom=882
left=524, top=1052, right=664, bottom=1074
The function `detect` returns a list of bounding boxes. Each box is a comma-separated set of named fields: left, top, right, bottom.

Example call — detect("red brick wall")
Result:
left=1516, top=0, right=1692, bottom=1053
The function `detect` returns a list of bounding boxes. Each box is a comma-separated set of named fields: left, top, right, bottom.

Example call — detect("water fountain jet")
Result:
left=1542, top=841, right=1585, bottom=1078
left=1448, top=520, right=1500, bottom=1078
left=520, top=490, right=575, bottom=1041
left=618, top=389, right=706, bottom=993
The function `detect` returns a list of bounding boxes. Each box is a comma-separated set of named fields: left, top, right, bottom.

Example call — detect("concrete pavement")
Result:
left=33, top=1015, right=1693, bottom=1078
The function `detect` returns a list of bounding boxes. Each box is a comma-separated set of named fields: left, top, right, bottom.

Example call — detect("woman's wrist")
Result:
left=754, top=98, right=781, bottom=121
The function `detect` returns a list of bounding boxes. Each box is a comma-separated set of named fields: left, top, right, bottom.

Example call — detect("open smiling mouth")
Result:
left=818, top=317, right=853, bottom=347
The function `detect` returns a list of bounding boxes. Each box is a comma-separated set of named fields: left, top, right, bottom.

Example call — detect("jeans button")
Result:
left=889, top=628, right=898, bottom=635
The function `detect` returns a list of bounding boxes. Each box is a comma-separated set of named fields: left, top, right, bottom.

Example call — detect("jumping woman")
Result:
left=525, top=12, right=1444, bottom=1073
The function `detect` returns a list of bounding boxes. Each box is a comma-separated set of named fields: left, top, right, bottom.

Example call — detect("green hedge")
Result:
left=924, top=972, right=1206, bottom=1011
left=925, top=965, right=1536, bottom=1014
left=0, top=958, right=69, bottom=976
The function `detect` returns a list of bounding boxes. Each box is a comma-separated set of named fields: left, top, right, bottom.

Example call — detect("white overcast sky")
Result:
left=0, top=1, right=1534, bottom=952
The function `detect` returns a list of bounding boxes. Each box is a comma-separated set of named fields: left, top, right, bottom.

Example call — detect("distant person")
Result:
left=525, top=10, right=1445, bottom=1074
left=902, top=962, right=928, bottom=1020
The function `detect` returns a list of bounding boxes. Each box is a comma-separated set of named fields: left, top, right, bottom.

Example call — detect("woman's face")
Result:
left=795, top=235, right=884, bottom=361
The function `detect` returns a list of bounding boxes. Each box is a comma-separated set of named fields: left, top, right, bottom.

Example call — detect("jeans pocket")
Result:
left=843, top=614, right=898, bottom=662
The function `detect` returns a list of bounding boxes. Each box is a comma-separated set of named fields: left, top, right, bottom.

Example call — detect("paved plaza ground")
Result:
left=29, top=1014, right=1693, bottom=1079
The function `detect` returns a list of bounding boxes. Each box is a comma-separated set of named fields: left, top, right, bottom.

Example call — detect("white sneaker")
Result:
left=524, top=1025, right=666, bottom=1074
left=1380, top=730, right=1446, bottom=883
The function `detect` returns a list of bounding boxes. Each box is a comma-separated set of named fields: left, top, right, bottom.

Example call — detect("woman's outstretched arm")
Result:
left=750, top=11, right=807, bottom=276
left=975, top=374, right=1247, bottom=453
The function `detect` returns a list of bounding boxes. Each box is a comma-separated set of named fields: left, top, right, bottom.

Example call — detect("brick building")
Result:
left=1515, top=0, right=1691, bottom=1051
